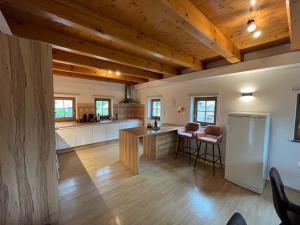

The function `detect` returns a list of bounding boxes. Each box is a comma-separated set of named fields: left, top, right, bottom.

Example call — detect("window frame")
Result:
left=193, top=96, right=217, bottom=126
left=294, top=94, right=300, bottom=141
left=150, top=98, right=161, bottom=120
left=54, top=96, right=76, bottom=122
left=94, top=98, right=112, bottom=120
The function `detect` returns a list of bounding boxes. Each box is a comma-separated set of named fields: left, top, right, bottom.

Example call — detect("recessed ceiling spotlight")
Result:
left=247, top=19, right=256, bottom=32
left=108, top=70, right=112, bottom=74
left=116, top=71, right=121, bottom=76
left=251, top=0, right=256, bottom=7
left=253, top=30, right=262, bottom=38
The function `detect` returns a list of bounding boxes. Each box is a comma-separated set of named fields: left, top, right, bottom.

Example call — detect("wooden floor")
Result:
left=58, top=142, right=300, bottom=225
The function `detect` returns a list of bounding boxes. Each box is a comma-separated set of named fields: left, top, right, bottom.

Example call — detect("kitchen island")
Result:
left=119, top=125, right=182, bottom=174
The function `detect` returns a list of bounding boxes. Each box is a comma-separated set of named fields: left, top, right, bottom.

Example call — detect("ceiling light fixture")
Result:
left=116, top=71, right=121, bottom=76
left=253, top=30, right=261, bottom=38
left=247, top=19, right=256, bottom=32
left=251, top=0, right=256, bottom=7
left=108, top=70, right=112, bottom=74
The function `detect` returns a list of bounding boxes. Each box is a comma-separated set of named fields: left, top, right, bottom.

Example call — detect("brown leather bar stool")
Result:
left=194, top=125, right=223, bottom=175
left=176, top=122, right=200, bottom=164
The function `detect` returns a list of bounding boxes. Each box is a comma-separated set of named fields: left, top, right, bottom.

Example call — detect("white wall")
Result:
left=135, top=64, right=300, bottom=190
left=53, top=75, right=125, bottom=103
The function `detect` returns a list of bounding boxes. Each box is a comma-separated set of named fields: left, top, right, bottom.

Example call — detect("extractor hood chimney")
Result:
left=119, top=84, right=138, bottom=104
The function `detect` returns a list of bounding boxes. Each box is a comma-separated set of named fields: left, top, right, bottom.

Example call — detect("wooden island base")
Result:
left=119, top=126, right=181, bottom=174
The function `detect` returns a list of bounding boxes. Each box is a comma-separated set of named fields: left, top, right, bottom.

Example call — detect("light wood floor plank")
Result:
left=57, top=142, right=300, bottom=225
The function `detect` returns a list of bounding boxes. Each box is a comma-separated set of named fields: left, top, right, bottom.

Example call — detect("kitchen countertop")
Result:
left=120, top=125, right=182, bottom=137
left=55, top=119, right=141, bottom=129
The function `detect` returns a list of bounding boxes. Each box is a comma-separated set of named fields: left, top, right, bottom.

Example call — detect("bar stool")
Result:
left=194, top=125, right=223, bottom=175
left=176, top=122, right=200, bottom=164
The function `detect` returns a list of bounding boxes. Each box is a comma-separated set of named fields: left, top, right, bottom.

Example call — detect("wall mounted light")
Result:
left=242, top=92, right=253, bottom=97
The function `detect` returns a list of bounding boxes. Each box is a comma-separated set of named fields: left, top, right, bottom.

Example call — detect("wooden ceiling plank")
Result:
left=52, top=49, right=162, bottom=80
left=286, top=0, right=300, bottom=50
left=160, top=0, right=241, bottom=63
left=0, top=10, right=11, bottom=34
left=3, top=11, right=178, bottom=76
left=53, top=62, right=148, bottom=83
left=53, top=70, right=137, bottom=85
left=5, top=0, right=203, bottom=69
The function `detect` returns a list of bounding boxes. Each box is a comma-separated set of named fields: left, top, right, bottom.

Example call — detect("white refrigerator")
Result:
left=225, top=112, right=271, bottom=194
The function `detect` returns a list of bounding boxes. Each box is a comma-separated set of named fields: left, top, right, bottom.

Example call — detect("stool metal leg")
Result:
left=194, top=141, right=201, bottom=168
left=188, top=138, right=191, bottom=165
left=204, top=143, right=208, bottom=163
left=176, top=136, right=181, bottom=158
left=218, top=143, right=222, bottom=168
left=212, top=144, right=215, bottom=176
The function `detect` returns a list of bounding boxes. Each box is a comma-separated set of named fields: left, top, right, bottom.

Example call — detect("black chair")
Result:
left=269, top=167, right=300, bottom=225
left=226, top=213, right=247, bottom=225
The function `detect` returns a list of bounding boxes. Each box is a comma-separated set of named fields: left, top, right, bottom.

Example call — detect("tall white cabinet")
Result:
left=225, top=112, right=271, bottom=194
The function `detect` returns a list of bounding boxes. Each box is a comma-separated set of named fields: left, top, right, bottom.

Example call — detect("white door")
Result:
left=225, top=116, right=266, bottom=191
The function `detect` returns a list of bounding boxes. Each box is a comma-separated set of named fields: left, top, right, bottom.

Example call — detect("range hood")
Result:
left=119, top=84, right=138, bottom=104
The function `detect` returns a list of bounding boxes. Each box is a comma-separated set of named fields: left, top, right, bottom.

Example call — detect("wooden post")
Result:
left=0, top=33, right=59, bottom=225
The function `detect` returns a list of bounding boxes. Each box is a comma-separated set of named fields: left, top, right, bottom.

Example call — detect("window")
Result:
left=294, top=94, right=300, bottom=141
left=193, top=97, right=217, bottom=125
left=54, top=97, right=76, bottom=121
left=95, top=98, right=111, bottom=119
left=151, top=99, right=161, bottom=119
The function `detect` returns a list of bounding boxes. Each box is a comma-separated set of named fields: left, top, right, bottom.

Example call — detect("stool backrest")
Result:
left=185, top=122, right=200, bottom=132
left=204, top=125, right=223, bottom=137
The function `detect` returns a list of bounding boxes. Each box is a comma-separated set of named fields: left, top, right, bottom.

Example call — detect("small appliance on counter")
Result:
left=88, top=113, right=95, bottom=122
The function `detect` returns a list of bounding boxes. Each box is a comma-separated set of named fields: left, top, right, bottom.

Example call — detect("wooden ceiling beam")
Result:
left=4, top=0, right=202, bottom=69
left=160, top=0, right=241, bottom=63
left=52, top=49, right=162, bottom=80
left=0, top=10, right=11, bottom=34
left=53, top=62, right=148, bottom=84
left=2, top=10, right=179, bottom=76
left=53, top=70, right=137, bottom=85
left=286, top=0, right=300, bottom=50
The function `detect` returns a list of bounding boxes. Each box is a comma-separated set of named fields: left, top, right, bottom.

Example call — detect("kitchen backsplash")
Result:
left=77, top=102, right=144, bottom=120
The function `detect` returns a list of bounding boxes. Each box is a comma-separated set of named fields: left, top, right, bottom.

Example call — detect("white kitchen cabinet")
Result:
left=55, top=120, right=142, bottom=150
left=56, top=128, right=77, bottom=149
left=106, top=123, right=119, bottom=140
left=76, top=126, right=93, bottom=146
left=92, top=125, right=106, bottom=143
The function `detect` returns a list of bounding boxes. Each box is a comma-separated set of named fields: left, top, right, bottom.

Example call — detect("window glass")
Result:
left=151, top=99, right=161, bottom=119
left=54, top=97, right=76, bottom=121
left=194, top=97, right=217, bottom=125
left=95, top=98, right=111, bottom=118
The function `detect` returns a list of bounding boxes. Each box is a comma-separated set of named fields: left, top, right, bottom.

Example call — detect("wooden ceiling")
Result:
left=0, top=0, right=299, bottom=85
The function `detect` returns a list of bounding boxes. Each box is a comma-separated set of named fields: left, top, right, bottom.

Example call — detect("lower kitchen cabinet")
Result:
left=56, top=120, right=142, bottom=150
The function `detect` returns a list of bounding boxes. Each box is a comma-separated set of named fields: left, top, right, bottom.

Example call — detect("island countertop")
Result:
left=121, top=125, right=182, bottom=137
